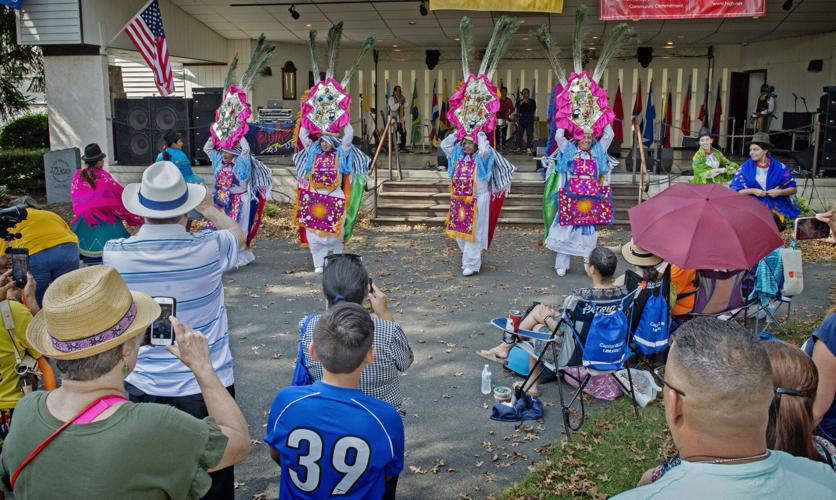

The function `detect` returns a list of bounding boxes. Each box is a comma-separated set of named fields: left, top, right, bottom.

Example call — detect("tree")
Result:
left=0, top=6, right=45, bottom=121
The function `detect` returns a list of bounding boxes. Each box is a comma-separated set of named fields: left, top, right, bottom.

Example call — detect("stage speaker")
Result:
left=625, top=147, right=673, bottom=173
left=148, top=97, right=193, bottom=160
left=637, top=47, right=653, bottom=68
left=114, top=98, right=152, bottom=165
left=192, top=87, right=223, bottom=164
left=808, top=59, right=823, bottom=72
left=818, top=87, right=836, bottom=175
left=426, top=50, right=440, bottom=70
left=607, top=140, right=622, bottom=158
left=681, top=136, right=699, bottom=149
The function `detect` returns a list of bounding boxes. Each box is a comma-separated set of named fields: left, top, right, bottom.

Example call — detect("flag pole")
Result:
left=109, top=0, right=155, bottom=46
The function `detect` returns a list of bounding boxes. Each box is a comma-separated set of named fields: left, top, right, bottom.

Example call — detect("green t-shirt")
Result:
left=613, top=450, right=836, bottom=499
left=0, top=391, right=227, bottom=500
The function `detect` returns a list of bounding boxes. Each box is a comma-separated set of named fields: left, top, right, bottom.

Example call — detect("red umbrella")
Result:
left=628, top=183, right=783, bottom=270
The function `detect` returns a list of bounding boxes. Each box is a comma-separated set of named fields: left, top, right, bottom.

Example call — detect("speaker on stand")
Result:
left=114, top=98, right=152, bottom=165
left=817, top=86, right=836, bottom=176
left=148, top=97, right=193, bottom=161
left=192, top=87, right=224, bottom=165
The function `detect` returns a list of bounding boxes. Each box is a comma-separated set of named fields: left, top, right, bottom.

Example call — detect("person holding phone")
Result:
left=814, top=206, right=836, bottom=243
left=298, top=254, right=413, bottom=409
left=730, top=132, right=798, bottom=230
left=0, top=197, right=79, bottom=307
left=103, top=161, right=246, bottom=499
left=0, top=266, right=251, bottom=499
left=0, top=270, right=55, bottom=457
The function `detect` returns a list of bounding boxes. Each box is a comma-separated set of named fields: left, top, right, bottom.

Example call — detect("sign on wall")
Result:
left=600, top=0, right=766, bottom=20
left=44, top=147, right=79, bottom=204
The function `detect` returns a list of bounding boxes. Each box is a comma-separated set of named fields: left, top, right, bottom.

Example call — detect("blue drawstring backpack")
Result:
left=633, top=288, right=669, bottom=355
left=292, top=314, right=316, bottom=386
left=583, top=299, right=630, bottom=371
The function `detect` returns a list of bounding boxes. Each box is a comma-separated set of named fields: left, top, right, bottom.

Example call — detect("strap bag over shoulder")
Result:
left=0, top=300, right=41, bottom=394
left=292, top=314, right=316, bottom=386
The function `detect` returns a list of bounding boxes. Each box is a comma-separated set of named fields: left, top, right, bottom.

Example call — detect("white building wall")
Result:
left=16, top=0, right=81, bottom=45
left=110, top=56, right=186, bottom=98
left=43, top=55, right=113, bottom=156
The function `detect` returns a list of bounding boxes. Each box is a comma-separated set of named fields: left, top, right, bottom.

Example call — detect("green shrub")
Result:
left=0, top=148, right=47, bottom=193
left=794, top=194, right=814, bottom=218
left=0, top=114, right=49, bottom=150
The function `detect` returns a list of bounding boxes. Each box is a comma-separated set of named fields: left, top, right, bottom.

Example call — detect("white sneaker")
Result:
left=462, top=268, right=477, bottom=277
left=555, top=268, right=566, bottom=277
left=314, top=267, right=323, bottom=273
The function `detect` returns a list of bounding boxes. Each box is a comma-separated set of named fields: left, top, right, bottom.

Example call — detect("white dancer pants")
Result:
left=554, top=252, right=572, bottom=271
left=307, top=230, right=343, bottom=269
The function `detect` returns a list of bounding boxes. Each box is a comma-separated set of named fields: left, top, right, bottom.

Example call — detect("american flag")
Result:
left=124, top=0, right=174, bottom=96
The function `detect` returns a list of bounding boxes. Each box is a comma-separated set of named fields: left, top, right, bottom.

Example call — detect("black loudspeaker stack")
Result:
left=149, top=97, right=192, bottom=160
left=192, top=87, right=224, bottom=164
left=114, top=98, right=153, bottom=165
left=819, top=86, right=836, bottom=175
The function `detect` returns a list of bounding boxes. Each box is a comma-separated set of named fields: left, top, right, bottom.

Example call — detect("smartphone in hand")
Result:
left=150, top=297, right=176, bottom=346
left=794, top=217, right=830, bottom=240
left=9, top=248, right=29, bottom=287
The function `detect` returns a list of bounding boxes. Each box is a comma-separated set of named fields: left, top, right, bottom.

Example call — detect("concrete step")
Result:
left=371, top=215, right=631, bottom=226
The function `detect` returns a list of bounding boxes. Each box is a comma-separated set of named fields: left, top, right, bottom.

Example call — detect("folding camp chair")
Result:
left=676, top=269, right=755, bottom=328
left=492, top=288, right=641, bottom=439
left=749, top=246, right=803, bottom=334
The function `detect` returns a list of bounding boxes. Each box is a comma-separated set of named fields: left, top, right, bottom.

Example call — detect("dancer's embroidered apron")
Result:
left=558, top=151, right=613, bottom=226
left=296, top=151, right=346, bottom=236
left=214, top=162, right=243, bottom=222
left=445, top=154, right=478, bottom=241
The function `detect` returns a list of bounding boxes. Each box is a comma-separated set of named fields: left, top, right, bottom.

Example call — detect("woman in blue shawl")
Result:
left=730, top=132, right=799, bottom=229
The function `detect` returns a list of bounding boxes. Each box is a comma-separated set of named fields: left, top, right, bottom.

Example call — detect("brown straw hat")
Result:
left=27, top=266, right=160, bottom=360
left=621, top=239, right=663, bottom=267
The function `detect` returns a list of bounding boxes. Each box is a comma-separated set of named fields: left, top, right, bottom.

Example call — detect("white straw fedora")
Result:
left=27, top=266, right=160, bottom=361
left=123, top=161, right=206, bottom=218
left=621, top=238, right=663, bottom=267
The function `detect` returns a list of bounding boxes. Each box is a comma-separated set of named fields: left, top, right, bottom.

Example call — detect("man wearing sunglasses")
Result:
left=616, top=318, right=836, bottom=498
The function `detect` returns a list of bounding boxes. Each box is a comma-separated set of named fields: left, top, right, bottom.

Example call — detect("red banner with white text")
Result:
left=600, top=1, right=765, bottom=20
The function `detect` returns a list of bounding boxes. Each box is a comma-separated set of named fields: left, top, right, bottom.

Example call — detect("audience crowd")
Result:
left=0, top=144, right=833, bottom=499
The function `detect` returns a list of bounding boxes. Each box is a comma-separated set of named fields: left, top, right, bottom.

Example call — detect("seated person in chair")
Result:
left=477, top=246, right=627, bottom=396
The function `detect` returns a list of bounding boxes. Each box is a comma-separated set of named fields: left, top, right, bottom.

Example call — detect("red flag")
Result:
left=681, top=79, right=692, bottom=140
left=632, top=79, right=643, bottom=117
left=613, top=82, right=624, bottom=143
left=663, top=90, right=673, bottom=148
left=711, top=79, right=722, bottom=140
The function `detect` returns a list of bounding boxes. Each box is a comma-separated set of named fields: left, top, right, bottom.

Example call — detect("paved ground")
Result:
left=225, top=225, right=835, bottom=499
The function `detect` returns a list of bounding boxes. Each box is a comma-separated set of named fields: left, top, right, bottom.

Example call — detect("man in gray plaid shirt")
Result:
left=299, top=254, right=414, bottom=408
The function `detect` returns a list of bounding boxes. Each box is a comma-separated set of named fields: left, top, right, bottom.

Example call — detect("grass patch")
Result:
left=503, top=399, right=674, bottom=499
left=502, top=316, right=827, bottom=499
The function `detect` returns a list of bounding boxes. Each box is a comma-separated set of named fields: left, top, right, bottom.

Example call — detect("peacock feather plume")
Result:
left=341, top=35, right=377, bottom=87
left=325, top=22, right=344, bottom=79
left=535, top=24, right=567, bottom=86
left=238, top=34, right=276, bottom=91
left=308, top=31, right=321, bottom=82
left=459, top=17, right=474, bottom=76
left=572, top=4, right=587, bottom=73
left=224, top=54, right=239, bottom=89
left=592, top=23, right=636, bottom=82
left=484, top=16, right=519, bottom=80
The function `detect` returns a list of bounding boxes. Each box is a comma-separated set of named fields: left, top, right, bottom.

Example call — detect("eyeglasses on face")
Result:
left=653, top=365, right=686, bottom=397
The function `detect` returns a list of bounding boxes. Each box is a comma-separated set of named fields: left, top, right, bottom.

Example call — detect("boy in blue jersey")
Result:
left=265, top=302, right=404, bottom=499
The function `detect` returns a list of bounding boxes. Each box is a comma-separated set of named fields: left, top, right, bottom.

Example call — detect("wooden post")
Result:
left=811, top=120, right=821, bottom=178
left=631, top=117, right=639, bottom=185
left=635, top=123, right=649, bottom=205
left=387, top=119, right=393, bottom=180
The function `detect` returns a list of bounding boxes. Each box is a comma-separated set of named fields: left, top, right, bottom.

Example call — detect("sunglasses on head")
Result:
left=323, top=253, right=363, bottom=267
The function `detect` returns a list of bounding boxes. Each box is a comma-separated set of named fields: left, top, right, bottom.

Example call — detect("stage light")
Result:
left=289, top=4, right=300, bottom=20
left=782, top=0, right=794, bottom=11
left=419, top=0, right=428, bottom=16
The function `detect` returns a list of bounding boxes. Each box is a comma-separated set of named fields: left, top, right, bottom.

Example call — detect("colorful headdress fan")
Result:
left=211, top=35, right=276, bottom=149
left=447, top=16, right=519, bottom=141
left=537, top=6, right=635, bottom=140
left=299, top=23, right=376, bottom=137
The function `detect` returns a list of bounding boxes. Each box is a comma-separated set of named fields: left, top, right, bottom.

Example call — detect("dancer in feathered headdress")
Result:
left=203, top=35, right=276, bottom=267
left=441, top=16, right=518, bottom=277
left=538, top=7, right=635, bottom=276
left=293, top=23, right=375, bottom=272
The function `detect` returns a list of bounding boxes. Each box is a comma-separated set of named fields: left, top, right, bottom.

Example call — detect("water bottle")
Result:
left=481, top=364, right=492, bottom=395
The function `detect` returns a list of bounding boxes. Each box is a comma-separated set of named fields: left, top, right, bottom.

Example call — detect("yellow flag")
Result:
left=430, top=0, right=563, bottom=13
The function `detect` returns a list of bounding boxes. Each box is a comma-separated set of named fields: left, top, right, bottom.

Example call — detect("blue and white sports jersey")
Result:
left=265, top=381, right=404, bottom=499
